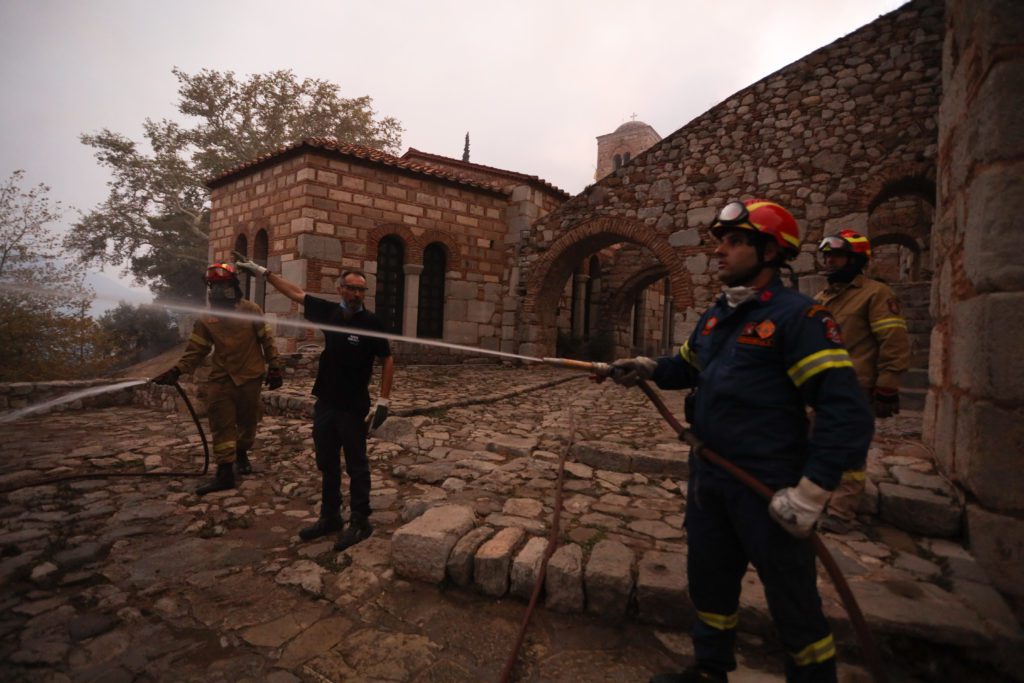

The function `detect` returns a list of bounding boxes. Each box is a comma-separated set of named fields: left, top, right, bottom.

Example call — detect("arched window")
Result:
left=253, top=229, right=269, bottom=310
left=623, top=151, right=631, bottom=164
left=613, top=154, right=622, bottom=171
left=417, top=242, right=446, bottom=338
left=234, top=234, right=250, bottom=299
left=375, top=236, right=405, bottom=334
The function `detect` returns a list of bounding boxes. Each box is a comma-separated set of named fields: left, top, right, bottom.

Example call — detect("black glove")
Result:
left=265, top=367, right=283, bottom=390
left=152, top=367, right=181, bottom=386
left=872, top=387, right=900, bottom=418
left=366, top=398, right=390, bottom=433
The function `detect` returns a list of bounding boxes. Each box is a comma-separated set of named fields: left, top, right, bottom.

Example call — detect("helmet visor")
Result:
left=710, top=201, right=757, bottom=237
left=818, top=235, right=850, bottom=253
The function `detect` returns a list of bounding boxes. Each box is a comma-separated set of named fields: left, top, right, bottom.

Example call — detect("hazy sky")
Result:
left=0, top=0, right=906, bottom=300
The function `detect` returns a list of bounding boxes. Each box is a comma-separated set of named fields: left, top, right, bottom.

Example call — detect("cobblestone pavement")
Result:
left=1, top=365, right=1021, bottom=682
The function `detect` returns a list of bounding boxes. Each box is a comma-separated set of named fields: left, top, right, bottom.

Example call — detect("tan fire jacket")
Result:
left=814, top=274, right=910, bottom=391
left=175, top=299, right=280, bottom=385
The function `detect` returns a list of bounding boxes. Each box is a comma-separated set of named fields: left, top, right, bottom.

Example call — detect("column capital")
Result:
left=404, top=263, right=424, bottom=275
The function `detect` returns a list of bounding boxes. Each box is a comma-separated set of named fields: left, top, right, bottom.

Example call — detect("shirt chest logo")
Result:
left=738, top=319, right=776, bottom=347
left=347, top=334, right=361, bottom=345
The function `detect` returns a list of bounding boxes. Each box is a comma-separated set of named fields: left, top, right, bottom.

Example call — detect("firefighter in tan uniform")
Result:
left=153, top=263, right=283, bottom=495
left=814, top=230, right=910, bottom=532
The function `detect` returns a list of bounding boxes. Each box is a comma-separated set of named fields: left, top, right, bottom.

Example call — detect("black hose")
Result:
left=0, top=380, right=210, bottom=494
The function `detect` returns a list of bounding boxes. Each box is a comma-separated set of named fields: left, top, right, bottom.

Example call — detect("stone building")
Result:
left=595, top=119, right=662, bottom=180
left=207, top=0, right=1022, bottom=613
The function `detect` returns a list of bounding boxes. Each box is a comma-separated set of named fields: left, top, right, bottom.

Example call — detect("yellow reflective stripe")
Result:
left=787, top=349, right=853, bottom=387
left=189, top=333, right=212, bottom=347
left=679, top=341, right=702, bottom=370
left=213, top=441, right=236, bottom=456
left=791, top=634, right=836, bottom=666
left=841, top=469, right=866, bottom=482
left=871, top=317, right=907, bottom=332
left=697, top=610, right=739, bottom=631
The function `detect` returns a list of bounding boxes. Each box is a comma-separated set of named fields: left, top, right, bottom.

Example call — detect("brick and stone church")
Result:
left=208, top=0, right=1022, bottom=600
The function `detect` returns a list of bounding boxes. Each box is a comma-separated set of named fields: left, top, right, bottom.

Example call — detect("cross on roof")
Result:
left=630, top=112, right=638, bottom=121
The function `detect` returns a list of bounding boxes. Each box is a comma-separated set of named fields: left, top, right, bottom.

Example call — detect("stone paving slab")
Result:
left=0, top=365, right=1021, bottom=681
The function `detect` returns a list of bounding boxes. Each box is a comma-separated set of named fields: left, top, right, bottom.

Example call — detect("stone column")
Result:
left=571, top=274, right=589, bottom=338
left=402, top=264, right=424, bottom=338
left=926, top=0, right=1024, bottom=606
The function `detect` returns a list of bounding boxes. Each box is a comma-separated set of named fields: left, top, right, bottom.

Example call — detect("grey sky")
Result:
left=0, top=0, right=906, bottom=301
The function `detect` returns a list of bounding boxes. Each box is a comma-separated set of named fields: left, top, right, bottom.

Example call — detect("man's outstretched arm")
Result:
left=234, top=253, right=306, bottom=304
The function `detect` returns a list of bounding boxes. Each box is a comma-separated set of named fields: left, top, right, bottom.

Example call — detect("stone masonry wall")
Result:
left=209, top=150, right=513, bottom=355
left=926, top=0, right=1024, bottom=606
left=517, top=0, right=943, bottom=357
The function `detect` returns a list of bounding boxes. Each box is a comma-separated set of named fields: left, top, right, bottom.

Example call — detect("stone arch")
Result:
left=852, top=161, right=936, bottom=212
left=605, top=264, right=671, bottom=322
left=871, top=232, right=924, bottom=283
left=367, top=224, right=416, bottom=262
left=412, top=229, right=462, bottom=271
left=519, top=217, right=691, bottom=356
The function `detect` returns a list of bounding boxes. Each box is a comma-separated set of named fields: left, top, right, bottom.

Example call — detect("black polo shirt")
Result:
left=303, top=295, right=391, bottom=413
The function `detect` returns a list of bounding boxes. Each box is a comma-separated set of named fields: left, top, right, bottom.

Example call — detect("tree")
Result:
left=65, top=68, right=404, bottom=301
left=97, top=302, right=179, bottom=368
left=462, top=132, right=470, bottom=162
left=0, top=170, right=112, bottom=381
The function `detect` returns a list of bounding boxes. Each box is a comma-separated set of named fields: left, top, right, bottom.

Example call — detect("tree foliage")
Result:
left=0, top=170, right=112, bottom=381
left=97, top=302, right=180, bottom=368
left=65, top=68, right=403, bottom=301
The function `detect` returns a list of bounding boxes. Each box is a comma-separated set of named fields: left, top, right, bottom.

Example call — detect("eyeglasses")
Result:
left=710, top=201, right=757, bottom=232
left=341, top=284, right=368, bottom=293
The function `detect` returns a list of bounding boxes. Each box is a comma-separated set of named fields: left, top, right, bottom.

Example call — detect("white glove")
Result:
left=366, top=397, right=390, bottom=433
left=609, top=356, right=657, bottom=387
left=769, top=477, right=830, bottom=538
left=233, top=251, right=268, bottom=277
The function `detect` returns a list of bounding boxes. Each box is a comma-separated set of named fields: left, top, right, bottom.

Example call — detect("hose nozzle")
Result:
left=541, top=357, right=613, bottom=381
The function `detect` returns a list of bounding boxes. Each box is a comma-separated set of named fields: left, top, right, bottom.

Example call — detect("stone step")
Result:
left=903, top=368, right=930, bottom=390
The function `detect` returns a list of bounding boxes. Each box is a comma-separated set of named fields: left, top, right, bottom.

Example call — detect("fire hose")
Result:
left=0, top=381, right=210, bottom=494
left=530, top=358, right=888, bottom=682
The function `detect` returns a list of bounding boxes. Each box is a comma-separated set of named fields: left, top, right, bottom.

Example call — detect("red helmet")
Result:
left=710, top=199, right=801, bottom=257
left=818, top=229, right=871, bottom=259
left=205, top=262, right=239, bottom=283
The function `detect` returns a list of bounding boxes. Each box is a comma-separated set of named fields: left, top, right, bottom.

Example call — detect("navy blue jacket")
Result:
left=653, top=276, right=873, bottom=490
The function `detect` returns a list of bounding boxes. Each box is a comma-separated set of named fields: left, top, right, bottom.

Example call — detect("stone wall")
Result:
left=926, top=0, right=1024, bottom=608
left=517, top=0, right=943, bottom=357
left=208, top=146, right=515, bottom=354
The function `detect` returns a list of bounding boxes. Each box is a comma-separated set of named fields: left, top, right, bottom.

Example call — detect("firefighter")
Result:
left=611, top=199, right=874, bottom=683
left=152, top=263, right=283, bottom=495
left=815, top=229, right=910, bottom=533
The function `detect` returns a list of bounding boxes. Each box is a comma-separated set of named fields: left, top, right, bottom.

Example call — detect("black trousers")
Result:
left=312, top=400, right=371, bottom=519
left=686, top=467, right=836, bottom=682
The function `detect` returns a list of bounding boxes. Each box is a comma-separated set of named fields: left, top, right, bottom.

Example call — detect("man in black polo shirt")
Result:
left=236, top=258, right=394, bottom=551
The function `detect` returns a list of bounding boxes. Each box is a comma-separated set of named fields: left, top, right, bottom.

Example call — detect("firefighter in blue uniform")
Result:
left=612, top=199, right=874, bottom=683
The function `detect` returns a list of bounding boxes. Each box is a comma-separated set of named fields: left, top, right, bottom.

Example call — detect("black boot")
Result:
left=235, top=449, right=252, bottom=475
left=298, top=514, right=343, bottom=541
left=196, top=463, right=235, bottom=496
left=334, top=512, right=373, bottom=551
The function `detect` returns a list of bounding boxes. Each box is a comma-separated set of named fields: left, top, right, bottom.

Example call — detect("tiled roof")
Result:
left=402, top=148, right=571, bottom=200
left=206, top=138, right=509, bottom=195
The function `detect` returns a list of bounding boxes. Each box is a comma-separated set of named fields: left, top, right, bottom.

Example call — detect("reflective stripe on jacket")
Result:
left=814, top=274, right=910, bottom=391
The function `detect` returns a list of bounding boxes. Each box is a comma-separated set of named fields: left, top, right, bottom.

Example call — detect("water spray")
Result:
left=0, top=379, right=148, bottom=424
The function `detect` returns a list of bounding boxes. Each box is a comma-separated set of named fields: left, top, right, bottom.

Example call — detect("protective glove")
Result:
left=366, top=397, right=390, bottom=433
left=151, top=367, right=181, bottom=386
left=232, top=251, right=268, bottom=277
left=769, top=477, right=830, bottom=538
left=872, top=386, right=900, bottom=418
left=265, top=367, right=283, bottom=390
left=609, top=356, right=657, bottom=387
